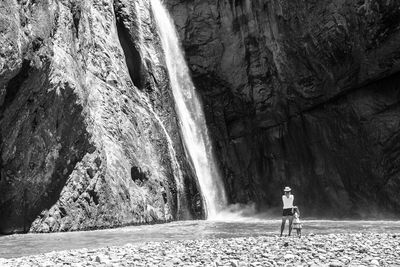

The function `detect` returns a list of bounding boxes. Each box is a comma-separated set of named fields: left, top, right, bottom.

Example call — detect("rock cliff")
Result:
left=1, top=0, right=400, bottom=235
left=0, top=0, right=202, bottom=234
left=167, top=0, right=400, bottom=218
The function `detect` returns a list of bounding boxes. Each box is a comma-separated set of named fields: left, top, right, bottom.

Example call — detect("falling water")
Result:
left=151, top=0, right=227, bottom=218
left=145, top=101, right=185, bottom=218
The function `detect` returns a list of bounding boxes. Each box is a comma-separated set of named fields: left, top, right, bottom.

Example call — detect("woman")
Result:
left=280, top=186, right=294, bottom=237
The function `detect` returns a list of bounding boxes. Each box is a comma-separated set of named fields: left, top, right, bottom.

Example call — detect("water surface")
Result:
left=1, top=220, right=399, bottom=258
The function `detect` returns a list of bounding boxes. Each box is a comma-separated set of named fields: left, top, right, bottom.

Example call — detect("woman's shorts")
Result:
left=282, top=208, right=293, bottom=216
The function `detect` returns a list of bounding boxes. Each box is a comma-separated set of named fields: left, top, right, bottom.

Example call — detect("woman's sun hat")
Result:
left=284, top=186, right=291, bottom=192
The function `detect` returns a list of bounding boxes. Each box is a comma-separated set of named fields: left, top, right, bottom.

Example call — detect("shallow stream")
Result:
left=1, top=219, right=399, bottom=258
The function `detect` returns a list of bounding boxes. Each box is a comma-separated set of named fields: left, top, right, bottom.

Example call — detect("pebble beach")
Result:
left=1, top=233, right=399, bottom=266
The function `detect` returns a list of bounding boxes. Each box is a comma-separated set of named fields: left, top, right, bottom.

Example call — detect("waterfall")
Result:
left=151, top=0, right=227, bottom=219
left=145, top=101, right=185, bottom=219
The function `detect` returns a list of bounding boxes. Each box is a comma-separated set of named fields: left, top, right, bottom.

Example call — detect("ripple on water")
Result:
left=1, top=220, right=400, bottom=258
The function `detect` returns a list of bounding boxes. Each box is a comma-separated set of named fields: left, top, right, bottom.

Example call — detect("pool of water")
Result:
left=1, top=219, right=399, bottom=258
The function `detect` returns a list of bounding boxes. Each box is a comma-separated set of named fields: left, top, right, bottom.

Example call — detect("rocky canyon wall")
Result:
left=167, top=0, right=400, bottom=218
left=0, top=0, right=202, bottom=234
left=1, top=0, right=400, bottom=235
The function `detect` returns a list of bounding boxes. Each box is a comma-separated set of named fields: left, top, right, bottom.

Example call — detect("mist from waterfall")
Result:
left=151, top=0, right=227, bottom=219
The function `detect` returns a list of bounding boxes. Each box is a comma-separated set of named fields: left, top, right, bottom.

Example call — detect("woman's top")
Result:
left=282, top=194, right=294, bottom=209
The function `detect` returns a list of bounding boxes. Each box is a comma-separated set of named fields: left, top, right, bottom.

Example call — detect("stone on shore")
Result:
left=2, top=233, right=400, bottom=266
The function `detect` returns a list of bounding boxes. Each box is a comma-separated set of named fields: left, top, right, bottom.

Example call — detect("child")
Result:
left=292, top=206, right=302, bottom=237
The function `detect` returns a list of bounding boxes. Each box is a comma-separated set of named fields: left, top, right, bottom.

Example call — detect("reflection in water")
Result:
left=1, top=220, right=400, bottom=258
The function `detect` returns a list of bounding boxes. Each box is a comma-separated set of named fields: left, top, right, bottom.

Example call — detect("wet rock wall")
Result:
left=167, top=0, right=400, bottom=217
left=0, top=0, right=202, bottom=234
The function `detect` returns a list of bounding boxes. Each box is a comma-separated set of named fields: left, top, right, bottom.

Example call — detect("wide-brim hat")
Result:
left=284, top=186, right=291, bottom=192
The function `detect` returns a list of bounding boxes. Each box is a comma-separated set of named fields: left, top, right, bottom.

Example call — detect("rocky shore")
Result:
left=1, top=233, right=399, bottom=266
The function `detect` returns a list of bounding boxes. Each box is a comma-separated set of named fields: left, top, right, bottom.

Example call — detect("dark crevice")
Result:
left=160, top=182, right=168, bottom=204
left=71, top=4, right=81, bottom=38
left=1, top=60, right=31, bottom=112
left=31, top=113, right=39, bottom=131
left=130, top=166, right=147, bottom=182
left=59, top=206, right=67, bottom=218
left=115, top=19, right=143, bottom=89
left=90, top=190, right=100, bottom=205
left=32, top=38, right=43, bottom=52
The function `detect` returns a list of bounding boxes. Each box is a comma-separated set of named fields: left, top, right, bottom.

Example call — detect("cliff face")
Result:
left=167, top=0, right=400, bottom=217
left=0, top=0, right=202, bottom=234
left=1, top=0, right=399, bottom=234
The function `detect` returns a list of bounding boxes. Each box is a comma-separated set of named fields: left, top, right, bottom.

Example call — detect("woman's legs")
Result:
left=280, top=217, right=287, bottom=236
left=288, top=216, right=294, bottom=236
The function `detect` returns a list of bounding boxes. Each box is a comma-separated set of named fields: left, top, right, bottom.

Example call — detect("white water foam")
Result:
left=151, top=0, right=227, bottom=219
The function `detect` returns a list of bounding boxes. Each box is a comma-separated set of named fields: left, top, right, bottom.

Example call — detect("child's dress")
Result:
left=292, top=212, right=302, bottom=229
